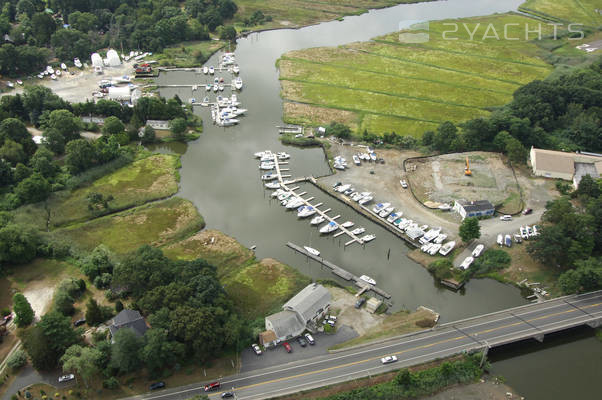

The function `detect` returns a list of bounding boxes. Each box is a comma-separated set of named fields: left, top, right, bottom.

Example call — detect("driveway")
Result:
left=240, top=325, right=357, bottom=373
left=1, top=365, right=75, bottom=400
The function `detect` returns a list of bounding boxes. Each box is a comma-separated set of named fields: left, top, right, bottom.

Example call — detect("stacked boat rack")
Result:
left=255, top=150, right=376, bottom=247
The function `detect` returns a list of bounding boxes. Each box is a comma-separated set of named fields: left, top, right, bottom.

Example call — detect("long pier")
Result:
left=286, top=242, right=391, bottom=299
left=272, top=155, right=366, bottom=247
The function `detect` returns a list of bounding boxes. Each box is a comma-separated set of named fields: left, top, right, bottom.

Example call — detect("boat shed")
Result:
left=529, top=147, right=602, bottom=189
left=453, top=200, right=494, bottom=220
left=106, top=49, right=121, bottom=67
left=91, top=52, right=103, bottom=67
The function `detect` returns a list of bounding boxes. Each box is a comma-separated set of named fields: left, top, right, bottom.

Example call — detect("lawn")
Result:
left=234, top=0, right=423, bottom=30
left=13, top=154, right=181, bottom=230
left=56, top=197, right=204, bottom=254
left=153, top=39, right=226, bottom=67
left=519, top=0, right=602, bottom=26
left=279, top=13, right=555, bottom=137
left=164, top=230, right=310, bottom=319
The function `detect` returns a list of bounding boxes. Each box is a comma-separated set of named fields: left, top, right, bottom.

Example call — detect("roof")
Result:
left=259, top=330, right=277, bottom=343
left=283, top=283, right=331, bottom=323
left=109, top=309, right=148, bottom=338
left=532, top=148, right=576, bottom=175
left=574, top=162, right=600, bottom=187
left=457, top=200, right=494, bottom=212
left=265, top=310, right=305, bottom=339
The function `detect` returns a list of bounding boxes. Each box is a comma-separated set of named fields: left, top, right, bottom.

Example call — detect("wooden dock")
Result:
left=277, top=125, right=303, bottom=134
left=286, top=242, right=391, bottom=299
left=273, top=156, right=365, bottom=247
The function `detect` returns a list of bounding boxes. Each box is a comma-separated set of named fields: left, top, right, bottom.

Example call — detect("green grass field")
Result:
left=56, top=197, right=204, bottom=254
left=163, top=229, right=309, bottom=319
left=519, top=0, right=602, bottom=26
left=13, top=154, right=181, bottom=229
left=234, top=0, right=420, bottom=30
left=153, top=40, right=226, bottom=67
left=279, top=13, right=555, bottom=137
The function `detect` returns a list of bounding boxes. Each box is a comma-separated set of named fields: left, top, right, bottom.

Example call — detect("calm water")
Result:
left=154, top=0, right=601, bottom=396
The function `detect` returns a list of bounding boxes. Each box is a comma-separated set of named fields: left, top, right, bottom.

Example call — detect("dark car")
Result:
left=204, top=382, right=221, bottom=392
left=523, top=208, right=533, bottom=215
left=73, top=318, right=86, bottom=327
left=297, top=336, right=308, bottom=347
left=149, top=382, right=165, bottom=391
left=221, top=392, right=234, bottom=398
left=355, top=297, right=366, bottom=309
left=283, top=342, right=292, bottom=353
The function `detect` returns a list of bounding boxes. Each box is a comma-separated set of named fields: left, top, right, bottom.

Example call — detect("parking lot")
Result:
left=240, top=325, right=358, bottom=373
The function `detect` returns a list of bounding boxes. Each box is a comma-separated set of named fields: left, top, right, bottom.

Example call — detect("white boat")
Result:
left=285, top=197, right=304, bottom=209
left=310, top=215, right=325, bottom=225
left=351, top=227, right=366, bottom=235
left=271, top=189, right=285, bottom=198
left=46, top=65, right=54, bottom=74
left=50, top=74, right=57, bottom=80
left=396, top=217, right=407, bottom=227
left=255, top=150, right=272, bottom=159
left=230, top=94, right=240, bottom=106
left=370, top=153, right=377, bottom=161
left=372, top=202, right=390, bottom=213
left=333, top=163, right=346, bottom=170
left=6, top=81, right=14, bottom=88
left=336, top=184, right=351, bottom=193
left=206, top=84, right=212, bottom=91
left=265, top=181, right=280, bottom=189
left=55, top=70, right=61, bottom=76
left=497, top=234, right=503, bottom=246
left=216, top=118, right=238, bottom=127
left=233, top=77, right=243, bottom=90
left=353, top=155, right=360, bottom=165
left=399, top=219, right=413, bottom=230
left=201, top=97, right=209, bottom=106
left=341, top=221, right=354, bottom=228
left=60, top=63, right=67, bottom=70
left=213, top=84, right=219, bottom=93
left=298, top=206, right=317, bottom=218
left=74, top=58, right=82, bottom=68
left=232, top=65, right=240, bottom=74
left=278, top=192, right=293, bottom=201
left=359, top=275, right=376, bottom=285
left=379, top=207, right=394, bottom=218
left=209, top=66, right=215, bottom=74
left=203, top=66, right=209, bottom=74
left=16, top=80, right=22, bottom=85
left=261, top=173, right=277, bottom=181
left=361, top=234, right=376, bottom=243
left=37, top=74, right=44, bottom=79
left=428, top=243, right=442, bottom=256
left=421, top=242, right=433, bottom=253
left=319, top=222, right=339, bottom=234
left=438, top=203, right=452, bottom=211
left=351, top=192, right=364, bottom=201
left=434, top=234, right=447, bottom=244
left=358, top=196, right=373, bottom=205
left=277, top=152, right=290, bottom=160
left=460, top=256, right=474, bottom=270
left=259, top=162, right=275, bottom=170
left=439, top=241, right=456, bottom=256
left=419, top=228, right=441, bottom=245
left=387, top=213, right=399, bottom=223
left=219, top=84, right=225, bottom=91
left=304, top=246, right=320, bottom=257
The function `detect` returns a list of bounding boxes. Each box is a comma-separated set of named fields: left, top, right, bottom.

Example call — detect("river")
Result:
left=154, top=0, right=601, bottom=397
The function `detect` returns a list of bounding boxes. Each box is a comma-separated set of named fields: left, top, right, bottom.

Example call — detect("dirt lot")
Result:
left=318, top=143, right=459, bottom=237
left=328, top=287, right=385, bottom=335
left=5, top=60, right=138, bottom=103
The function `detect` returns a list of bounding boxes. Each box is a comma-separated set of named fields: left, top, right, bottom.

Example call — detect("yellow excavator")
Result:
left=464, top=157, right=472, bottom=176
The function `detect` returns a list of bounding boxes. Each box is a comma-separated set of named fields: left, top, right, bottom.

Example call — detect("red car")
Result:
left=283, top=342, right=292, bottom=353
left=204, top=382, right=220, bottom=392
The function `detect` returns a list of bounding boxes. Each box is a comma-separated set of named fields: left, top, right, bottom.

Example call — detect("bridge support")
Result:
left=533, top=333, right=544, bottom=343
left=587, top=319, right=601, bottom=329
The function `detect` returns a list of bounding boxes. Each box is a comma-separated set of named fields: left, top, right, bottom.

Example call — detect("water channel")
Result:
left=154, top=0, right=601, bottom=397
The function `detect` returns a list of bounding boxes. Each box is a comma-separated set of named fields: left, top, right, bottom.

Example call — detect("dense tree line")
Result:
left=0, top=0, right=238, bottom=76
left=528, top=175, right=602, bottom=294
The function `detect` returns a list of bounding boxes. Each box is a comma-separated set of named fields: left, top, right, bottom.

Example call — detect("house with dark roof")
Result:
left=453, top=200, right=494, bottom=220
left=109, top=309, right=148, bottom=342
left=261, top=283, right=331, bottom=347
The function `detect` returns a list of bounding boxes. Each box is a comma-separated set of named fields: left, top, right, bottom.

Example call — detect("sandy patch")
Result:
left=328, top=287, right=385, bottom=335
left=22, top=285, right=54, bottom=321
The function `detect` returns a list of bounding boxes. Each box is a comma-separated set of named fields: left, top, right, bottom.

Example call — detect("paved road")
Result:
left=123, top=291, right=602, bottom=400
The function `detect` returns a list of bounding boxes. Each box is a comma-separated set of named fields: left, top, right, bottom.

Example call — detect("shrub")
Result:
left=428, top=259, right=453, bottom=280
left=1, top=307, right=10, bottom=317
left=7, top=349, right=28, bottom=370
left=103, top=377, right=119, bottom=389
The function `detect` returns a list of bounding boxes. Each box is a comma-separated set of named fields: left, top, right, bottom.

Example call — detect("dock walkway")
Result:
left=286, top=242, right=391, bottom=299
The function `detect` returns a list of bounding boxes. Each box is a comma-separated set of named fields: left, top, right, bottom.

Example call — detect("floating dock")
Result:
left=286, top=242, right=391, bottom=299
left=277, top=125, right=303, bottom=135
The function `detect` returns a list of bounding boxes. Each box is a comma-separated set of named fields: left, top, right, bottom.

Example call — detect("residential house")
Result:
left=109, top=309, right=148, bottom=342
left=453, top=200, right=494, bottom=220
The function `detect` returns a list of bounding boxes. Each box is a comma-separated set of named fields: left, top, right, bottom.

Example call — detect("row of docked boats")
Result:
left=202, top=77, right=243, bottom=92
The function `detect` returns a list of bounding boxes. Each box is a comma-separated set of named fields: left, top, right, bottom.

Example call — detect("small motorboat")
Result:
left=310, top=215, right=325, bottom=225
left=203, top=66, right=209, bottom=74
left=201, top=97, right=209, bottom=106
left=6, top=81, right=14, bottom=88
left=434, top=234, right=447, bottom=244
left=360, top=234, right=376, bottom=243
left=55, top=70, right=62, bottom=76
left=359, top=196, right=373, bottom=205
left=277, top=152, right=290, bottom=160
left=219, top=84, right=225, bottom=91
left=233, top=77, right=243, bottom=90
left=439, top=241, right=456, bottom=256
left=336, top=184, right=351, bottom=193
left=387, top=213, right=399, bottom=223
left=209, top=66, right=215, bottom=74
left=428, top=243, right=442, bottom=255
left=60, top=63, right=67, bottom=70
left=265, top=181, right=280, bottom=189
left=259, top=162, right=275, bottom=170
left=304, top=246, right=320, bottom=257
left=285, top=197, right=304, bottom=209
left=353, top=155, right=360, bottom=166
left=379, top=207, right=394, bottom=218
left=213, top=85, right=219, bottom=93
left=351, top=227, right=366, bottom=235
left=319, top=221, right=339, bottom=234
left=298, top=206, right=317, bottom=218
left=438, top=203, right=452, bottom=211
left=359, top=275, right=376, bottom=285
left=261, top=173, right=277, bottom=181
left=373, top=202, right=390, bottom=213
left=50, top=74, right=57, bottom=80
left=497, top=234, right=503, bottom=246
left=271, top=189, right=285, bottom=198
left=206, top=84, right=212, bottom=91
left=232, top=65, right=240, bottom=74
left=16, top=80, right=23, bottom=85
left=74, top=58, right=82, bottom=68
left=254, top=150, right=271, bottom=159
left=341, top=221, right=354, bottom=228
left=278, top=192, right=293, bottom=201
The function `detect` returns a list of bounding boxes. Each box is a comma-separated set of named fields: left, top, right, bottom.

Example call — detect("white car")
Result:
left=58, top=374, right=75, bottom=383
left=251, top=343, right=262, bottom=355
left=460, top=256, right=474, bottom=270
left=472, top=244, right=484, bottom=258
left=500, top=215, right=512, bottom=221
left=400, top=180, right=408, bottom=189
left=381, top=355, right=398, bottom=364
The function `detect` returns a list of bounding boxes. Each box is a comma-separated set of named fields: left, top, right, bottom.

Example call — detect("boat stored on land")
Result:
left=439, top=241, right=456, bottom=256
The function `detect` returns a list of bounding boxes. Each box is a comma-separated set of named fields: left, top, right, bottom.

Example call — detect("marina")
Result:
left=286, top=242, right=391, bottom=299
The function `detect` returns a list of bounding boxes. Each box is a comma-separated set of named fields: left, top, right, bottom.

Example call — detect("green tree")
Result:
left=64, top=139, right=95, bottom=174
left=505, top=136, right=528, bottom=163
left=0, top=224, right=39, bottom=264
left=67, top=11, right=98, bottom=32
left=53, top=289, right=75, bottom=316
left=37, top=311, right=79, bottom=363
left=141, top=125, right=155, bottom=144
left=110, top=328, right=143, bottom=374
left=31, top=12, right=56, bottom=45
left=575, top=174, right=600, bottom=199
left=80, top=245, right=114, bottom=280
left=14, top=172, right=51, bottom=204
left=42, top=128, right=66, bottom=154
left=21, top=325, right=56, bottom=370
left=85, top=298, right=103, bottom=326
left=432, top=121, right=457, bottom=153
left=0, top=158, right=13, bottom=186
left=170, top=117, right=187, bottom=140
left=45, top=110, right=81, bottom=141
left=0, top=139, right=26, bottom=165
left=102, top=116, right=125, bottom=136
left=459, top=217, right=480, bottom=242
left=61, top=345, right=101, bottom=387
left=219, top=25, right=236, bottom=41
left=558, top=258, right=602, bottom=294
left=140, top=328, right=185, bottom=374
left=6, top=349, right=27, bottom=371
left=13, top=293, right=34, bottom=327
left=29, top=146, right=57, bottom=178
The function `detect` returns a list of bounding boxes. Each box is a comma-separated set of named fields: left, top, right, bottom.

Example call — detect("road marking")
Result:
left=137, top=300, right=602, bottom=400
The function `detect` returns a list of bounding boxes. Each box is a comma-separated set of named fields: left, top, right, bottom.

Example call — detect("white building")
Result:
left=261, top=283, right=331, bottom=347
left=529, top=147, right=602, bottom=188
left=453, top=200, right=494, bottom=220
left=106, top=49, right=121, bottom=67
left=91, top=52, right=103, bottom=67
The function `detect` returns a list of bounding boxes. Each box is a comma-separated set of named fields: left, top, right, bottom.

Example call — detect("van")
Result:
left=500, top=215, right=512, bottom=221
